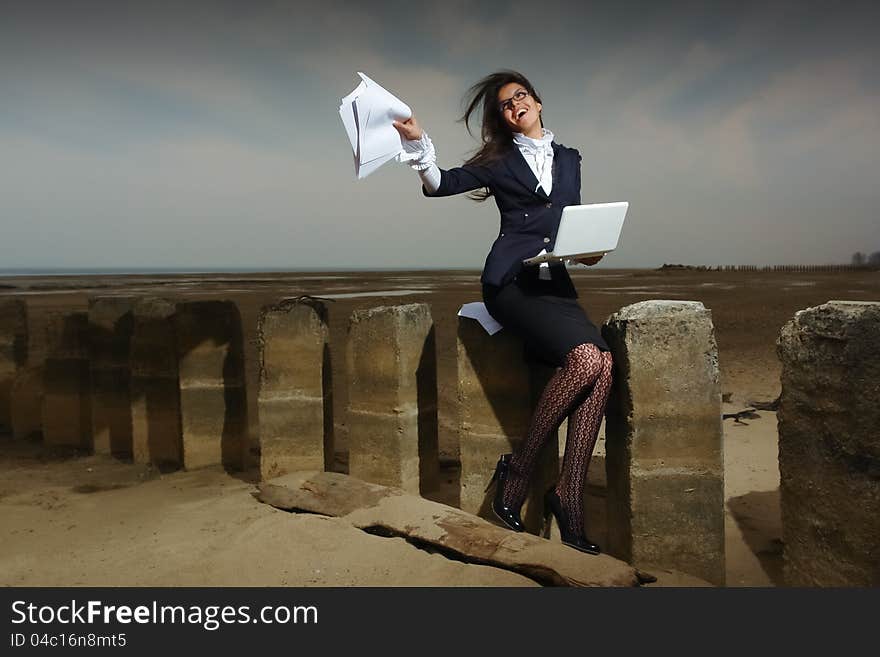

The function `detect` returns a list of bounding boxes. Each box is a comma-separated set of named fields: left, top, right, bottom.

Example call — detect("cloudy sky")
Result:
left=1, top=0, right=877, bottom=271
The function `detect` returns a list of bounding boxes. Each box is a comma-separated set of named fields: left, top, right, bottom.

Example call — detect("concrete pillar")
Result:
left=174, top=301, right=247, bottom=471
left=258, top=298, right=332, bottom=479
left=777, top=300, right=880, bottom=586
left=130, top=298, right=182, bottom=469
left=0, top=299, right=27, bottom=433
left=7, top=299, right=42, bottom=441
left=456, top=317, right=558, bottom=533
left=11, top=366, right=43, bottom=441
left=602, top=300, right=725, bottom=585
left=346, top=303, right=439, bottom=495
left=43, top=310, right=92, bottom=449
left=88, top=297, right=134, bottom=457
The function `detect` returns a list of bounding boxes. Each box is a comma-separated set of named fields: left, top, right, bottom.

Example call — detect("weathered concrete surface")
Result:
left=175, top=301, right=247, bottom=471
left=42, top=311, right=92, bottom=448
left=602, top=300, right=725, bottom=585
left=11, top=366, right=43, bottom=441
left=258, top=471, right=640, bottom=587
left=0, top=299, right=27, bottom=433
left=12, top=300, right=46, bottom=441
left=258, top=298, right=332, bottom=479
left=88, top=297, right=134, bottom=457
left=346, top=304, right=439, bottom=495
left=456, top=317, right=558, bottom=533
left=777, top=300, right=880, bottom=586
left=130, top=298, right=181, bottom=468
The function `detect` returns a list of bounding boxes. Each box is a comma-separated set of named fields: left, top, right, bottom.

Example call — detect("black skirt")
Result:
left=482, top=266, right=609, bottom=368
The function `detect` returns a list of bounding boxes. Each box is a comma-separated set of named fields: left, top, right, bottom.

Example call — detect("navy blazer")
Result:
left=423, top=141, right=582, bottom=291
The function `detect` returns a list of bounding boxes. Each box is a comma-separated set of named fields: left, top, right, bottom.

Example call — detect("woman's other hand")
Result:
left=576, top=254, right=604, bottom=266
left=393, top=116, right=423, bottom=141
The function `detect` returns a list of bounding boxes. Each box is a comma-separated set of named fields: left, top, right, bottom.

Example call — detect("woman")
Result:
left=393, top=70, right=612, bottom=555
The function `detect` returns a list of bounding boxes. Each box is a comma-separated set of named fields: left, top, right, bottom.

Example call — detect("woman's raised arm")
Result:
left=394, top=116, right=493, bottom=197
left=394, top=117, right=441, bottom=193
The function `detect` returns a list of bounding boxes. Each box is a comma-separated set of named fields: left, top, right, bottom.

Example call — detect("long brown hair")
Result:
left=459, top=70, right=543, bottom=201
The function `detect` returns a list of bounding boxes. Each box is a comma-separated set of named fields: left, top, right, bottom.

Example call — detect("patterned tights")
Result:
left=502, top=342, right=614, bottom=537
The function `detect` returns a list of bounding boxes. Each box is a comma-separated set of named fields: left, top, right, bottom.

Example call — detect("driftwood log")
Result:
left=258, top=471, right=641, bottom=587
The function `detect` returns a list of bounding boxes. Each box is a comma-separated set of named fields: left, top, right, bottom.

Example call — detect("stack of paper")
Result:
left=339, top=72, right=413, bottom=179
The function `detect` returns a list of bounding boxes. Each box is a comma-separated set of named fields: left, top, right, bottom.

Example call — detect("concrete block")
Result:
left=11, top=365, right=43, bottom=441
left=0, top=299, right=28, bottom=432
left=602, top=300, right=725, bottom=585
left=88, top=296, right=134, bottom=457
left=257, top=299, right=332, bottom=479
left=777, top=300, right=880, bottom=586
left=456, top=317, right=558, bottom=533
left=347, top=408, right=421, bottom=490
left=130, top=298, right=181, bottom=468
left=42, top=311, right=91, bottom=449
left=175, top=301, right=247, bottom=470
left=346, top=304, right=439, bottom=495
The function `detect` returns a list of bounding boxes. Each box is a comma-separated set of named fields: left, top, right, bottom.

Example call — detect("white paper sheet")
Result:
left=339, top=72, right=412, bottom=179
left=457, top=302, right=504, bottom=336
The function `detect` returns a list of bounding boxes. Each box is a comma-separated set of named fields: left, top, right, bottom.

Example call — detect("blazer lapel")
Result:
left=505, top=145, right=551, bottom=201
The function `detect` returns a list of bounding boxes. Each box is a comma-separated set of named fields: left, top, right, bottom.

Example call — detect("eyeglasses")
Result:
left=498, top=89, right=530, bottom=113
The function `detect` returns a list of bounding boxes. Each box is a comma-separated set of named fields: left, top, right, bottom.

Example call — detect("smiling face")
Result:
left=497, top=81, right=543, bottom=137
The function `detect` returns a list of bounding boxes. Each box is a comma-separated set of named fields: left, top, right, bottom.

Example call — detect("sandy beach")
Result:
left=1, top=267, right=877, bottom=586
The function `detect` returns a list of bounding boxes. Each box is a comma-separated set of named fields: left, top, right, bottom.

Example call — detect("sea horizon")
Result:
left=0, top=266, right=496, bottom=277
left=0, top=263, right=862, bottom=278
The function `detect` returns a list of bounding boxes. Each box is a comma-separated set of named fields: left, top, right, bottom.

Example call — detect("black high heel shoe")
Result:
left=544, top=488, right=601, bottom=555
left=485, top=454, right=525, bottom=532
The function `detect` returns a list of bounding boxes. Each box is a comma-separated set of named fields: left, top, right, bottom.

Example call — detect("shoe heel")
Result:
left=544, top=487, right=601, bottom=555
left=487, top=454, right=526, bottom=533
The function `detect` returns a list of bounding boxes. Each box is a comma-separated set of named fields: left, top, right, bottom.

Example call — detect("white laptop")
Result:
left=522, top=201, right=628, bottom=265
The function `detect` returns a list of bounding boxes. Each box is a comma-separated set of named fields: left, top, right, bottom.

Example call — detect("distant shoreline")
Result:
left=0, top=264, right=864, bottom=278
left=0, top=267, right=487, bottom=277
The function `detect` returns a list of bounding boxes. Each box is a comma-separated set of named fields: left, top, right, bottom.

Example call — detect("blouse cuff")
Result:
left=398, top=131, right=437, bottom=171
left=418, top=163, right=441, bottom=193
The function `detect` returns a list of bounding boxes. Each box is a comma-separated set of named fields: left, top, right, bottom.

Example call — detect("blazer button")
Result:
left=543, top=237, right=551, bottom=243
left=524, top=213, right=529, bottom=218
left=545, top=202, right=552, bottom=208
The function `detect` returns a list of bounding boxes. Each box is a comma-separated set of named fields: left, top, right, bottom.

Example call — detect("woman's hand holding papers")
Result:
left=393, top=116, right=423, bottom=141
